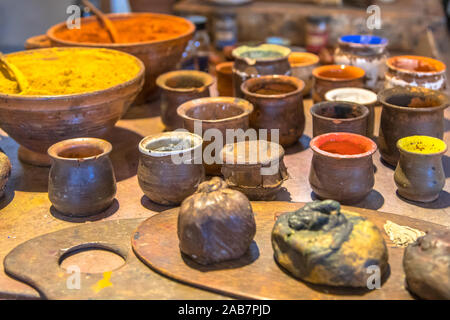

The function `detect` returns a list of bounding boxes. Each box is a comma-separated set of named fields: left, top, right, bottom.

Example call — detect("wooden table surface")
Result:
left=0, top=96, right=448, bottom=299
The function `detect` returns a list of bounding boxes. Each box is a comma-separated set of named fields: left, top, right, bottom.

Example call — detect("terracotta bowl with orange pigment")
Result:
left=312, top=65, right=365, bottom=103
left=25, top=13, right=195, bottom=103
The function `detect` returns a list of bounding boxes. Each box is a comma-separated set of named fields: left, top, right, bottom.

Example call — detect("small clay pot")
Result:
left=216, top=61, right=234, bottom=97
left=385, top=55, right=447, bottom=91
left=309, top=132, right=377, bottom=204
left=0, top=151, right=12, bottom=199
left=157, top=70, right=214, bottom=130
left=325, top=87, right=378, bottom=138
left=288, top=52, right=319, bottom=96
left=312, top=64, right=365, bottom=103
left=177, top=97, right=253, bottom=175
left=232, top=44, right=291, bottom=98
left=310, top=101, right=369, bottom=137
left=394, top=135, right=447, bottom=203
left=378, top=87, right=449, bottom=166
left=48, top=138, right=116, bottom=217
left=221, top=140, right=289, bottom=200
left=241, top=75, right=305, bottom=147
left=334, top=35, right=388, bottom=92
left=138, top=132, right=204, bottom=205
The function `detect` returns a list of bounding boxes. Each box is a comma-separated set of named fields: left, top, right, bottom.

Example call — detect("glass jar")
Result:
left=213, top=12, right=238, bottom=50
left=305, top=16, right=330, bottom=54
left=179, top=15, right=211, bottom=72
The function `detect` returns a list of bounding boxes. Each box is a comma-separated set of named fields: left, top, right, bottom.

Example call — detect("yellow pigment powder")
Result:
left=397, top=135, right=447, bottom=154
left=0, top=48, right=141, bottom=96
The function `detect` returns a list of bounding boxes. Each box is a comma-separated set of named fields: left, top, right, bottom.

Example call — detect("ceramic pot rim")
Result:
left=215, top=61, right=234, bottom=74
left=156, top=70, right=215, bottom=92
left=310, top=132, right=377, bottom=159
left=310, top=101, right=369, bottom=122
left=338, top=34, right=388, bottom=48
left=312, top=65, right=365, bottom=82
left=47, top=12, right=195, bottom=48
left=177, top=97, right=254, bottom=123
left=378, top=87, right=449, bottom=112
left=47, top=137, right=112, bottom=161
left=232, top=44, right=291, bottom=64
left=288, top=52, right=320, bottom=67
left=386, top=55, right=446, bottom=75
left=325, top=87, right=378, bottom=105
left=0, top=47, right=145, bottom=101
left=240, top=75, right=305, bottom=99
left=397, top=135, right=448, bottom=157
left=139, top=131, right=203, bottom=157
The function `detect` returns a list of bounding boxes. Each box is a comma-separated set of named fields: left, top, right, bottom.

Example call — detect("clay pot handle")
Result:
left=24, top=34, right=52, bottom=50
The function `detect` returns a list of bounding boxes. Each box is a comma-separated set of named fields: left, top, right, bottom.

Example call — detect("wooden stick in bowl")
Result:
left=0, top=52, right=28, bottom=94
left=82, top=0, right=119, bottom=43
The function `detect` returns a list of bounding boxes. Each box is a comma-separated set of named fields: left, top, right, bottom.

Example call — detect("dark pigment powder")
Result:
left=58, top=146, right=103, bottom=158
left=386, top=95, right=441, bottom=108
left=251, top=83, right=297, bottom=95
left=165, top=76, right=205, bottom=89
left=317, top=105, right=362, bottom=119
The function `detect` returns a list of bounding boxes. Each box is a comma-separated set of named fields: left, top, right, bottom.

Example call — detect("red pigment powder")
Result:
left=319, top=140, right=367, bottom=155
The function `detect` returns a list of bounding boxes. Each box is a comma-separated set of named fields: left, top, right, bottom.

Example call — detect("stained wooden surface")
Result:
left=132, top=202, right=447, bottom=300
left=3, top=218, right=226, bottom=300
left=0, top=96, right=448, bottom=299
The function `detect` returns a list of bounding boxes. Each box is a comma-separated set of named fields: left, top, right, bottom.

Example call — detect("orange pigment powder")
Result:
left=54, top=16, right=190, bottom=44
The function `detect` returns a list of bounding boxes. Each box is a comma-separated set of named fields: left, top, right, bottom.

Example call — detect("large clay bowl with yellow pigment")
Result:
left=26, top=13, right=195, bottom=103
left=0, top=47, right=144, bottom=166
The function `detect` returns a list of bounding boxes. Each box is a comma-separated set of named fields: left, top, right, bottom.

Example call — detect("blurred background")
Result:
left=0, top=0, right=449, bottom=63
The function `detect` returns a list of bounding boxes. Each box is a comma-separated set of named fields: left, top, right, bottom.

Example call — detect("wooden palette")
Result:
left=132, top=201, right=447, bottom=300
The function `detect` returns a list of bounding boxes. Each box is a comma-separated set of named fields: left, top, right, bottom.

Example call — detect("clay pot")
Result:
left=378, top=87, right=449, bottom=166
left=394, top=135, right=447, bottom=203
left=309, top=132, right=377, bottom=204
left=24, top=34, right=52, bottom=50
left=0, top=47, right=144, bottom=167
left=334, top=35, right=388, bottom=92
left=232, top=44, right=291, bottom=98
left=221, top=140, right=289, bottom=200
left=216, top=61, right=234, bottom=97
left=385, top=55, right=447, bottom=91
left=288, top=52, right=319, bottom=96
left=27, top=13, right=195, bottom=103
left=48, top=138, right=116, bottom=217
left=325, top=87, right=378, bottom=138
left=312, top=64, right=365, bottom=103
left=403, top=230, right=450, bottom=300
left=138, top=132, right=204, bottom=205
left=177, top=97, right=254, bottom=175
left=241, top=75, right=305, bottom=147
left=0, top=151, right=11, bottom=199
left=310, top=101, right=369, bottom=137
left=156, top=70, right=214, bottom=130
